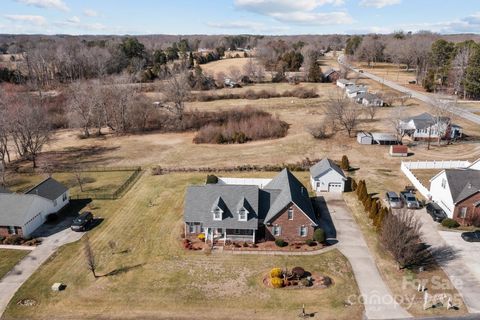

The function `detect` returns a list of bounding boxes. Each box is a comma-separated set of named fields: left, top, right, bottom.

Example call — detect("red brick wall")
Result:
left=266, top=203, right=315, bottom=242
left=453, top=193, right=480, bottom=226
left=0, top=226, right=23, bottom=238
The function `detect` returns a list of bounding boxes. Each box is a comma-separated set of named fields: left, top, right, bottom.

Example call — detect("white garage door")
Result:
left=328, top=183, right=343, bottom=192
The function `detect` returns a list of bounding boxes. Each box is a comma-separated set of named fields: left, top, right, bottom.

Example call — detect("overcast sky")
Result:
left=1, top=0, right=479, bottom=35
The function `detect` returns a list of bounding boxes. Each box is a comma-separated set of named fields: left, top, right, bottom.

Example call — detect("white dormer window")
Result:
left=238, top=208, right=248, bottom=221
left=287, top=208, right=294, bottom=220
left=213, top=208, right=222, bottom=221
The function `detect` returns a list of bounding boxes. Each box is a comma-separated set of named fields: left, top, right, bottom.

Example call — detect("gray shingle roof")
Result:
left=310, top=158, right=346, bottom=180
left=263, top=169, right=317, bottom=225
left=0, top=194, right=38, bottom=226
left=444, top=169, right=480, bottom=203
left=184, top=185, right=260, bottom=230
left=402, top=113, right=450, bottom=130
left=25, top=177, right=68, bottom=201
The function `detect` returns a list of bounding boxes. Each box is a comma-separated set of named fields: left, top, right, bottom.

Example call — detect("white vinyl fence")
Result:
left=400, top=160, right=471, bottom=199
left=217, top=177, right=272, bottom=188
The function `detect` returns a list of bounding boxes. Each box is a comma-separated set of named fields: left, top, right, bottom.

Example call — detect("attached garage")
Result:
left=310, top=158, right=347, bottom=193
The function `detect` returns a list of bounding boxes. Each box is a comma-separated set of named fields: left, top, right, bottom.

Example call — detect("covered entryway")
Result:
left=328, top=183, right=343, bottom=192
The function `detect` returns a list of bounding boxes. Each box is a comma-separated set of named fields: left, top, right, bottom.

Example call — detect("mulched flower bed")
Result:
left=262, top=272, right=333, bottom=289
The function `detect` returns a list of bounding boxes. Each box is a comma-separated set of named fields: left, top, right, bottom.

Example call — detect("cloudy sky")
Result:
left=1, top=0, right=479, bottom=35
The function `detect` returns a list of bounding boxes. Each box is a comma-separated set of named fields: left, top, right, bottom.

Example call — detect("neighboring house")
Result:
left=429, top=169, right=480, bottom=225
left=323, top=68, right=340, bottom=83
left=0, top=178, right=69, bottom=238
left=359, top=92, right=384, bottom=107
left=399, top=113, right=462, bottom=141
left=345, top=85, right=368, bottom=99
left=224, top=78, right=239, bottom=88
left=357, top=132, right=399, bottom=145
left=310, top=158, right=347, bottom=193
left=390, top=145, right=408, bottom=157
left=184, top=169, right=318, bottom=243
left=336, top=79, right=354, bottom=89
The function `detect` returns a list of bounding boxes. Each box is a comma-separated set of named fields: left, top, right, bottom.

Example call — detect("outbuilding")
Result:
left=357, top=132, right=373, bottom=145
left=310, top=158, right=347, bottom=193
left=389, top=145, right=408, bottom=157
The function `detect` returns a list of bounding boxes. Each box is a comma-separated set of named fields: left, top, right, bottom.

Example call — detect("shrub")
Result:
left=341, top=155, right=350, bottom=170
left=270, top=267, right=283, bottom=278
left=305, top=239, right=316, bottom=246
left=271, top=277, right=284, bottom=288
left=351, top=179, right=357, bottom=192
left=300, top=278, right=312, bottom=287
left=205, top=175, right=218, bottom=184
left=307, top=122, right=330, bottom=139
left=275, top=239, right=287, bottom=247
left=3, top=235, right=23, bottom=245
left=442, top=218, right=460, bottom=229
left=292, top=267, right=305, bottom=279
left=197, top=233, right=206, bottom=241
left=243, top=242, right=249, bottom=247
left=313, top=229, right=326, bottom=243
left=151, top=166, right=163, bottom=176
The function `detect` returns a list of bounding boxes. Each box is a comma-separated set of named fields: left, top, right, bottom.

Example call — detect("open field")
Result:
left=5, top=170, right=137, bottom=198
left=4, top=172, right=363, bottom=320
left=0, top=250, right=29, bottom=280
left=201, top=57, right=252, bottom=77
left=343, top=193, right=468, bottom=317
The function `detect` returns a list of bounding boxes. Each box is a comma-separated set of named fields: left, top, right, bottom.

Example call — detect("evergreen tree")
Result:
left=465, top=44, right=480, bottom=99
left=307, top=58, right=322, bottom=82
left=341, top=155, right=350, bottom=171
left=351, top=179, right=357, bottom=192
left=375, top=207, right=389, bottom=232
left=189, top=52, right=195, bottom=69
left=369, top=199, right=379, bottom=220
left=363, top=195, right=372, bottom=211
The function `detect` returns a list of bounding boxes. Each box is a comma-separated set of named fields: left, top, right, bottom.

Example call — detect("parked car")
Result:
left=386, top=191, right=403, bottom=209
left=400, top=191, right=420, bottom=209
left=71, top=211, right=93, bottom=232
left=426, top=203, right=447, bottom=222
left=461, top=230, right=480, bottom=242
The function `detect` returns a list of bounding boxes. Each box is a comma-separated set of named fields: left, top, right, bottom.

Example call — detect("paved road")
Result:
left=338, top=55, right=480, bottom=125
left=318, top=194, right=411, bottom=320
left=0, top=228, right=84, bottom=318
left=414, top=208, right=480, bottom=314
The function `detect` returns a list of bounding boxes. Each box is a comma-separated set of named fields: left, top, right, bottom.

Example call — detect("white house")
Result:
left=360, top=93, right=384, bottom=107
left=0, top=178, right=69, bottom=238
left=399, top=113, right=462, bottom=140
left=310, top=158, right=347, bottom=193
left=336, top=79, right=354, bottom=89
left=346, top=85, right=368, bottom=99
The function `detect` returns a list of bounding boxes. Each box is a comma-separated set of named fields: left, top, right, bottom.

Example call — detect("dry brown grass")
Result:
left=0, top=250, right=29, bottom=280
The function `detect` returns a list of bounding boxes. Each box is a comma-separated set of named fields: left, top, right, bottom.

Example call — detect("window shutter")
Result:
left=278, top=226, right=282, bottom=236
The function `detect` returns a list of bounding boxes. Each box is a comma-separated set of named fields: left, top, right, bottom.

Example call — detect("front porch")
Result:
left=205, top=227, right=256, bottom=243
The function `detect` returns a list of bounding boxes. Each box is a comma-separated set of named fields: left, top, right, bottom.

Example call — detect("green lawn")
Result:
left=0, top=250, right=29, bottom=280
left=4, top=172, right=363, bottom=320
left=6, top=170, right=136, bottom=197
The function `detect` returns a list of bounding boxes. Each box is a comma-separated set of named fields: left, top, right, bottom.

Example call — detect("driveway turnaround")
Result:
left=0, top=228, right=84, bottom=317
left=338, top=54, right=480, bottom=125
left=415, top=208, right=480, bottom=314
left=319, top=194, right=411, bottom=320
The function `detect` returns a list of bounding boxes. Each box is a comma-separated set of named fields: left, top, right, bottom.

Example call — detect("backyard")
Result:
left=3, top=172, right=363, bottom=320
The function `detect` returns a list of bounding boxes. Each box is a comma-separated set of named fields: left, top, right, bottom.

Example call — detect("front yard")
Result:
left=4, top=172, right=363, bottom=320
left=0, top=250, right=29, bottom=280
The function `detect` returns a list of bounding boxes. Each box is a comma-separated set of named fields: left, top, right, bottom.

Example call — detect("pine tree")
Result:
left=375, top=207, right=389, bottom=232
left=363, top=195, right=372, bottom=211
left=361, top=182, right=369, bottom=202
left=189, top=52, right=195, bottom=69
left=356, top=180, right=365, bottom=199
left=465, top=44, right=480, bottom=99
left=341, top=155, right=350, bottom=171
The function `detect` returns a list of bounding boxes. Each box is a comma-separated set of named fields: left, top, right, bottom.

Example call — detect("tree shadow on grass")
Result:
left=101, top=263, right=145, bottom=277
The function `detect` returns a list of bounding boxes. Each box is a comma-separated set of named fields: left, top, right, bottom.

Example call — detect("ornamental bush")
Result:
left=197, top=233, right=205, bottom=241
left=313, top=228, right=325, bottom=243
left=271, top=277, right=284, bottom=288
left=275, top=238, right=287, bottom=247
left=270, top=268, right=283, bottom=278
left=442, top=218, right=460, bottom=229
left=305, top=239, right=316, bottom=246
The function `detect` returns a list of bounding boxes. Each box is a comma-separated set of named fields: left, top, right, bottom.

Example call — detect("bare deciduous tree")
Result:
left=326, top=93, right=360, bottom=137
left=161, top=72, right=191, bottom=121
left=83, top=236, right=98, bottom=278
left=365, top=105, right=378, bottom=120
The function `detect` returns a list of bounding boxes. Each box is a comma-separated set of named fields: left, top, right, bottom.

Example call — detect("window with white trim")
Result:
left=287, top=208, right=293, bottom=220
left=238, top=208, right=247, bottom=221
left=213, top=208, right=222, bottom=221
left=272, top=225, right=281, bottom=236
left=189, top=224, right=196, bottom=233
left=300, top=226, right=307, bottom=237
left=8, top=226, right=16, bottom=235
left=459, top=207, right=468, bottom=218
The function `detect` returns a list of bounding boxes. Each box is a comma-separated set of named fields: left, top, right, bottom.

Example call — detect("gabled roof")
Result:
left=263, top=169, right=317, bottom=225
left=309, top=158, right=346, bottom=180
left=363, top=92, right=383, bottom=102
left=401, top=113, right=450, bottom=130
left=0, top=194, right=47, bottom=226
left=443, top=169, right=480, bottom=204
left=337, top=78, right=353, bottom=84
left=346, top=85, right=367, bottom=94
left=324, top=68, right=338, bottom=77
left=25, top=177, right=68, bottom=201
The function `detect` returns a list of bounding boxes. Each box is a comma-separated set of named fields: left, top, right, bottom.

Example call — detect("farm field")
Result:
left=4, top=172, right=363, bottom=320
left=0, top=250, right=30, bottom=280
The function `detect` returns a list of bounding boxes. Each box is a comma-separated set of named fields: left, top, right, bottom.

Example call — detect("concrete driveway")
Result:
left=0, top=223, right=84, bottom=317
left=414, top=208, right=480, bottom=314
left=317, top=194, right=411, bottom=320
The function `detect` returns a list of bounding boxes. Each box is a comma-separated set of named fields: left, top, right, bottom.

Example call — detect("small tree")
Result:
left=350, top=178, right=357, bottom=192
left=340, top=155, right=350, bottom=171
left=73, top=165, right=84, bottom=192
left=83, top=236, right=98, bottom=278
left=313, top=228, right=326, bottom=243
left=356, top=180, right=364, bottom=198
left=375, top=207, right=388, bottom=232
left=369, top=199, right=379, bottom=220
left=363, top=195, right=373, bottom=212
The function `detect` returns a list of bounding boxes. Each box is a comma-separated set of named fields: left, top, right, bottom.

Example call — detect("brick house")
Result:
left=429, top=169, right=480, bottom=226
left=0, top=178, right=69, bottom=238
left=184, top=169, right=318, bottom=243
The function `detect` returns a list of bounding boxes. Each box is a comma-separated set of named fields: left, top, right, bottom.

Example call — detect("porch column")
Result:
left=252, top=230, right=255, bottom=243
left=224, top=228, right=227, bottom=244
left=205, top=228, right=209, bottom=244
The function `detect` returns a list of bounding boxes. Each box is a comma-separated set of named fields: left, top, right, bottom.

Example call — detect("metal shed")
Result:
left=357, top=132, right=373, bottom=145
